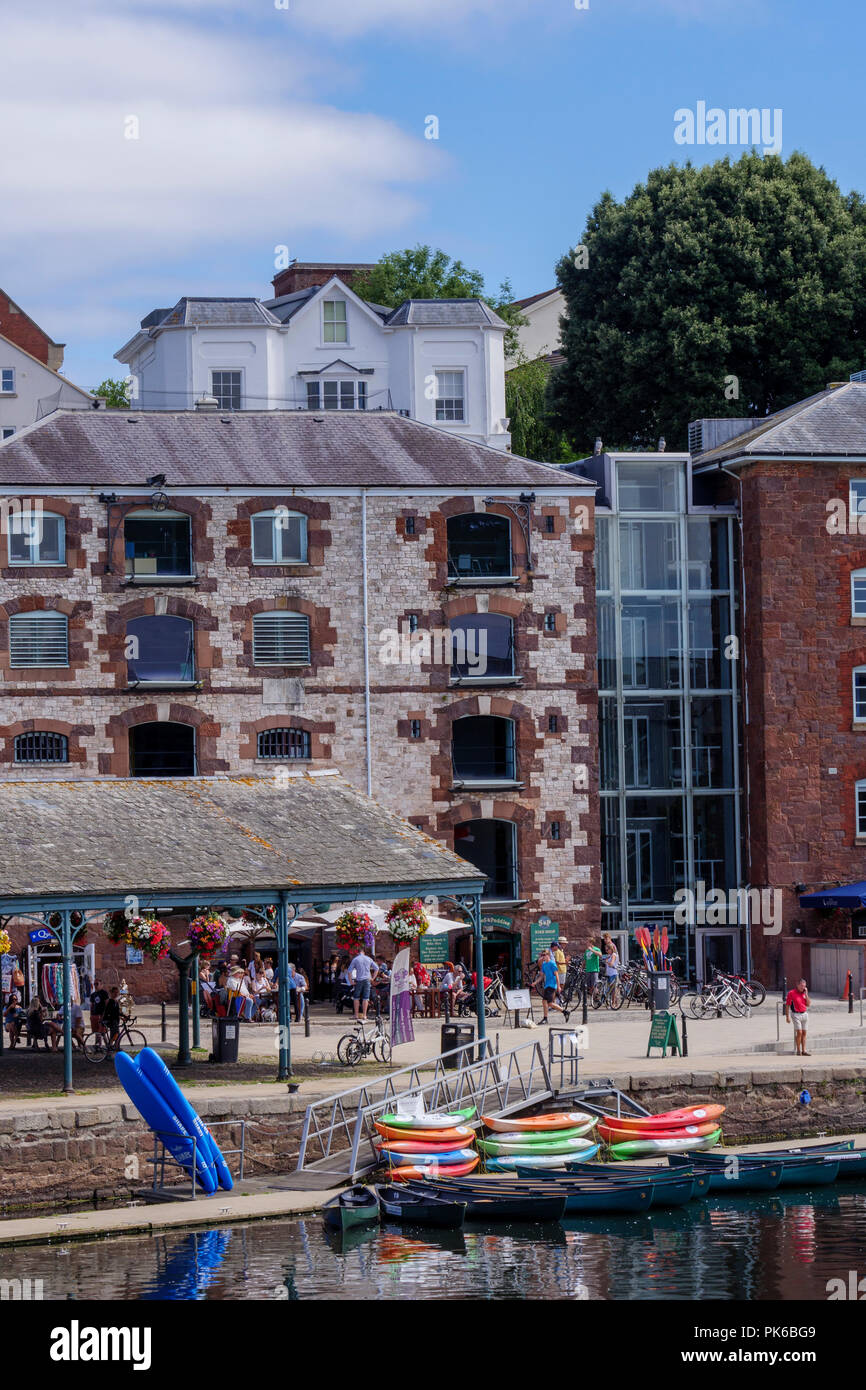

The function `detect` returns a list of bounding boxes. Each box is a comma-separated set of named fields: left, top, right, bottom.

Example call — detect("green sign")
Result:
left=481, top=914, right=513, bottom=933
left=530, top=920, right=559, bottom=961
left=419, top=934, right=450, bottom=964
left=646, top=1011, right=682, bottom=1058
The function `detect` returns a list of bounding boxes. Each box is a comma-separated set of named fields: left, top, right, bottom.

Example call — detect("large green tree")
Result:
left=549, top=152, right=866, bottom=453
left=91, top=376, right=132, bottom=408
left=354, top=245, right=525, bottom=357
left=506, top=356, right=576, bottom=462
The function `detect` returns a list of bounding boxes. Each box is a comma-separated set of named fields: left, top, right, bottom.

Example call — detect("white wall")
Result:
left=507, top=291, right=565, bottom=366
left=0, top=337, right=93, bottom=438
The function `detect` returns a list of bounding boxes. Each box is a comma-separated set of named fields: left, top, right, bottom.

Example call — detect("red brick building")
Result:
left=0, top=289, right=65, bottom=372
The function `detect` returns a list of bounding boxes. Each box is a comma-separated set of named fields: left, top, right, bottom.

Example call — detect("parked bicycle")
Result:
left=713, top=968, right=766, bottom=1007
left=83, top=1014, right=148, bottom=1062
left=336, top=1009, right=391, bottom=1066
left=591, top=973, right=624, bottom=1010
left=685, top=971, right=751, bottom=1019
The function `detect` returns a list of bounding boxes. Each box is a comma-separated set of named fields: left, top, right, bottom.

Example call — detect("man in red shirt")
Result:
left=785, top=978, right=811, bottom=1056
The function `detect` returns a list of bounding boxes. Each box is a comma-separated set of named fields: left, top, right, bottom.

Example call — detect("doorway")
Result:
left=130, top=722, right=195, bottom=776
left=480, top=932, right=521, bottom=988
left=697, top=928, right=740, bottom=985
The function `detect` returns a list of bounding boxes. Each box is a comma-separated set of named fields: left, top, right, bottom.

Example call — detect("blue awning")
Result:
left=799, top=882, right=866, bottom=911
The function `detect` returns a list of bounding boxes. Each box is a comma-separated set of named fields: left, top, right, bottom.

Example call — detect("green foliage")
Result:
left=92, top=377, right=132, bottom=408
left=549, top=152, right=866, bottom=453
left=506, top=356, right=576, bottom=462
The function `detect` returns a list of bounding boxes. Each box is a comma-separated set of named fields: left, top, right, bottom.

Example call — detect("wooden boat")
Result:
left=599, top=1104, right=725, bottom=1133
left=374, top=1184, right=467, bottom=1228
left=608, top=1128, right=722, bottom=1159
left=599, top=1118, right=719, bottom=1144
left=413, top=1175, right=653, bottom=1217
left=667, top=1154, right=783, bottom=1193
left=481, top=1110, right=597, bottom=1134
left=478, top=1134, right=597, bottom=1157
left=374, top=1121, right=475, bottom=1144
left=321, top=1185, right=379, bottom=1232
left=377, top=1106, right=476, bottom=1130
left=387, top=1156, right=480, bottom=1182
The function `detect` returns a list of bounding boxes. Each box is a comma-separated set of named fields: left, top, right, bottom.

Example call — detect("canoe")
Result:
left=568, top=1161, right=712, bottom=1195
left=599, top=1118, right=719, bottom=1144
left=608, top=1127, right=722, bottom=1159
left=400, top=1181, right=567, bottom=1222
left=322, top=1185, right=379, bottom=1232
left=374, top=1184, right=467, bottom=1228
left=378, top=1146, right=477, bottom=1166
left=374, top=1137, right=478, bottom=1156
left=481, top=1110, right=597, bottom=1134
left=387, top=1157, right=479, bottom=1182
left=374, top=1121, right=476, bottom=1144
left=668, top=1155, right=783, bottom=1193
left=478, top=1123, right=595, bottom=1146
left=486, top=1145, right=599, bottom=1171
left=600, top=1104, right=726, bottom=1133
left=478, top=1134, right=598, bottom=1157
left=377, top=1107, right=476, bottom=1130
left=772, top=1157, right=841, bottom=1188
left=416, top=1176, right=654, bottom=1217
left=512, top=1166, right=695, bottom=1208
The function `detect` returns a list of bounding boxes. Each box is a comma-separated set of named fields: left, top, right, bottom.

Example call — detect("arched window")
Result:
left=854, top=666, right=866, bottom=721
left=14, top=731, right=68, bottom=764
left=449, top=614, right=514, bottom=680
left=251, top=511, right=308, bottom=564
left=257, top=728, right=311, bottom=760
left=446, top=513, right=511, bottom=579
left=126, top=615, right=195, bottom=685
left=452, top=716, right=516, bottom=782
left=252, top=611, right=311, bottom=665
left=852, top=569, right=866, bottom=619
left=9, top=610, right=69, bottom=667
left=454, top=819, right=518, bottom=899
left=130, top=722, right=195, bottom=777
left=124, top=509, right=193, bottom=579
left=8, top=510, right=65, bottom=565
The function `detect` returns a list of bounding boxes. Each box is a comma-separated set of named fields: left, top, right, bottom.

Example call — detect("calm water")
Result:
left=8, top=1185, right=866, bottom=1300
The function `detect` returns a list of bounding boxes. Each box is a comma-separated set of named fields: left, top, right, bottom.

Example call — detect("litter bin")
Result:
left=648, top=970, right=672, bottom=1013
left=211, top=1016, right=240, bottom=1063
left=440, top=1023, right=476, bottom=1069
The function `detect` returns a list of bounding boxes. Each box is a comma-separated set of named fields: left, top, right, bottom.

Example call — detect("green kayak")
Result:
left=479, top=1124, right=592, bottom=1147
left=478, top=1134, right=598, bottom=1158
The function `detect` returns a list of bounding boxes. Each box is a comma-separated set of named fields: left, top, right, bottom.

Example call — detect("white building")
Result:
left=115, top=276, right=512, bottom=450
left=0, top=335, right=96, bottom=441
left=506, top=288, right=566, bottom=368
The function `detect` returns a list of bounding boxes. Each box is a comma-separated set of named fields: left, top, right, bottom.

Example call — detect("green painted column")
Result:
left=471, top=895, right=487, bottom=1054
left=276, top=894, right=292, bottom=1081
left=60, top=910, right=74, bottom=1094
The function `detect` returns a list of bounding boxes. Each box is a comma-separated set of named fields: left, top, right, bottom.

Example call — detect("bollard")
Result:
left=581, top=981, right=588, bottom=1026
left=848, top=971, right=854, bottom=1014
left=161, top=1001, right=167, bottom=1043
left=680, top=1010, right=688, bottom=1058
left=443, top=989, right=451, bottom=1024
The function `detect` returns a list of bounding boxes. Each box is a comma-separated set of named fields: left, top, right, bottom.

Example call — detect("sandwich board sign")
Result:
left=646, top=1011, right=681, bottom=1058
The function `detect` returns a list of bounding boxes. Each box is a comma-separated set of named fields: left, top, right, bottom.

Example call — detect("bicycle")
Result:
left=591, top=973, right=624, bottom=1010
left=83, top=1014, right=148, bottom=1062
left=686, top=974, right=750, bottom=1019
left=336, top=1010, right=391, bottom=1066
left=714, top=969, right=766, bottom=1007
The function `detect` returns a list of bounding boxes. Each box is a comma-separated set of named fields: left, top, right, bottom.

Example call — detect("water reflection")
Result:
left=6, top=1185, right=866, bottom=1301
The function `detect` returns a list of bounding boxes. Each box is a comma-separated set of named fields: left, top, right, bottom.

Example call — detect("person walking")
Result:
left=349, top=946, right=379, bottom=1022
left=539, top=948, right=569, bottom=1024
left=785, top=978, right=811, bottom=1056
left=552, top=939, right=567, bottom=998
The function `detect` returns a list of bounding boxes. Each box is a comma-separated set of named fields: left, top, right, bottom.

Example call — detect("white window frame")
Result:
left=857, top=780, right=866, bottom=836
left=0, top=369, right=15, bottom=394
left=434, top=369, right=466, bottom=423
left=851, top=569, right=866, bottom=619
left=322, top=300, right=348, bottom=344
left=1, top=427, right=14, bottom=440
left=252, top=611, right=311, bottom=666
left=9, top=610, right=69, bottom=668
left=210, top=369, right=243, bottom=411
left=850, top=480, right=866, bottom=517
left=306, top=379, right=367, bottom=411
left=854, top=667, right=866, bottom=721
left=8, top=509, right=66, bottom=566
left=251, top=510, right=308, bottom=565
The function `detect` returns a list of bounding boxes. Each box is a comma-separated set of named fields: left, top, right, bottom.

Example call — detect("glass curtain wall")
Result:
left=597, top=459, right=741, bottom=980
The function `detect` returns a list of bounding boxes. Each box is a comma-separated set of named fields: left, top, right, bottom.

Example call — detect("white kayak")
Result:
left=484, top=1145, right=600, bottom=1171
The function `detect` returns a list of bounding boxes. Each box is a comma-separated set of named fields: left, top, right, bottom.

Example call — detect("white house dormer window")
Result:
left=323, top=300, right=348, bottom=343
left=306, top=380, right=367, bottom=411
left=211, top=370, right=242, bottom=410
left=435, top=370, right=465, bottom=422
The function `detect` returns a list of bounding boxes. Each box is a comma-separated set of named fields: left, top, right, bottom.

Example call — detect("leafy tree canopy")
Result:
left=549, top=152, right=866, bottom=453
left=506, top=356, right=576, bottom=463
left=92, top=377, right=132, bottom=408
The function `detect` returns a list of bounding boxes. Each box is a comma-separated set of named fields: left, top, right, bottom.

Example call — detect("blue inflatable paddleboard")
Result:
left=138, top=1046, right=234, bottom=1192
left=115, top=1052, right=218, bottom=1193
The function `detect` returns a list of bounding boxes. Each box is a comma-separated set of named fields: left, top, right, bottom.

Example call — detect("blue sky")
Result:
left=1, top=0, right=863, bottom=389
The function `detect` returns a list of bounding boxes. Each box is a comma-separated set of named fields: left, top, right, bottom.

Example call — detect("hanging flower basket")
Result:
left=384, top=898, right=429, bottom=944
left=0, top=929, right=11, bottom=957
left=188, top=913, right=227, bottom=956
left=334, top=909, right=377, bottom=955
left=103, top=913, right=171, bottom=961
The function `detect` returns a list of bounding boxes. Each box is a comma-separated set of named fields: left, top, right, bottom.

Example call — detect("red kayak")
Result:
left=599, top=1118, right=719, bottom=1144
left=388, top=1157, right=480, bottom=1182
left=601, top=1105, right=725, bottom=1134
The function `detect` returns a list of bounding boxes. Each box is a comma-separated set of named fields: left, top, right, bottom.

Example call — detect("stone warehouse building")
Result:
left=0, top=407, right=597, bottom=990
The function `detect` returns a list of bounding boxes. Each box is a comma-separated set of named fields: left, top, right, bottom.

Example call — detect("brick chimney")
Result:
left=271, top=260, right=377, bottom=299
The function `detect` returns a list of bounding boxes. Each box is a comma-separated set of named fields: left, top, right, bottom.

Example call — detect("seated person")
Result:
left=26, top=998, right=47, bottom=1050
left=4, top=994, right=26, bottom=1048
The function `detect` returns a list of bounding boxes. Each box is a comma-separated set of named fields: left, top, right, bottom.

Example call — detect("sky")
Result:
left=1, top=0, right=864, bottom=389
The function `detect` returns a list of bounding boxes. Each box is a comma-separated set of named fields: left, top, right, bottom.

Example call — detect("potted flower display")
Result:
left=103, top=912, right=171, bottom=961
left=384, top=898, right=429, bottom=944
left=187, top=913, right=227, bottom=955
left=334, top=909, right=377, bottom=955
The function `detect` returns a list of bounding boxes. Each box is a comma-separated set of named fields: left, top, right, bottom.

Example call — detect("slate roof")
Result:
left=511, top=289, right=560, bottom=310
left=384, top=299, right=507, bottom=328
left=695, top=382, right=866, bottom=464
left=0, top=772, right=485, bottom=902
left=0, top=410, right=590, bottom=489
left=152, top=298, right=282, bottom=328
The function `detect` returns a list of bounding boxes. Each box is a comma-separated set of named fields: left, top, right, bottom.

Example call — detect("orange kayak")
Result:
left=388, top=1157, right=479, bottom=1182
left=374, top=1120, right=475, bottom=1144
left=599, top=1105, right=725, bottom=1134
left=599, top=1119, right=719, bottom=1144
left=481, top=1111, right=596, bottom=1134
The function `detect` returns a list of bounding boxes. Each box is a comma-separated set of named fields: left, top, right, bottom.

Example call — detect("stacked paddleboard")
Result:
left=598, top=1104, right=725, bottom=1159
left=374, top=1106, right=480, bottom=1181
left=477, top=1111, right=599, bottom=1171
left=115, top=1046, right=233, bottom=1193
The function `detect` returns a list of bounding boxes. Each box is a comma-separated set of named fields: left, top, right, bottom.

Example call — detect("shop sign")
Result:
left=530, top=919, right=559, bottom=960
left=480, top=914, right=513, bottom=933
left=28, top=928, right=53, bottom=944
left=125, top=946, right=144, bottom=965
left=419, top=934, right=450, bottom=964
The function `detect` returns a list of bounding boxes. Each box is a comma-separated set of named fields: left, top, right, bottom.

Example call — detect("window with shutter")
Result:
left=252, top=611, right=311, bottom=665
left=9, top=611, right=69, bottom=667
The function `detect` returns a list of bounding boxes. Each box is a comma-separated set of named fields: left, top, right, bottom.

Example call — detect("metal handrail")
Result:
left=297, top=1037, right=552, bottom=1177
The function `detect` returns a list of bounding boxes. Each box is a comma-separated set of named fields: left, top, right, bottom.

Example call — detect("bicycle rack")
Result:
left=139, top=1120, right=246, bottom=1202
